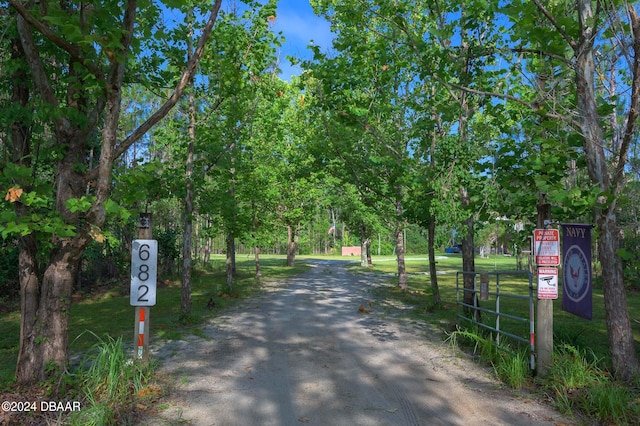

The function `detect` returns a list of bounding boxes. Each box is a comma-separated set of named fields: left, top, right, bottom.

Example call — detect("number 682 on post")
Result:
left=130, top=240, right=158, bottom=306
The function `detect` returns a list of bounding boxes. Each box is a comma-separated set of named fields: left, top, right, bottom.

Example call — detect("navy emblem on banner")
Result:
left=561, top=224, right=593, bottom=320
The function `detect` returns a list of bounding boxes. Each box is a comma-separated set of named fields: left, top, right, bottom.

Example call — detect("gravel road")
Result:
left=141, top=260, right=573, bottom=426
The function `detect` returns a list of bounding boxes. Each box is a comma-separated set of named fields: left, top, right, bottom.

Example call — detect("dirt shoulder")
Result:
left=140, top=260, right=575, bottom=426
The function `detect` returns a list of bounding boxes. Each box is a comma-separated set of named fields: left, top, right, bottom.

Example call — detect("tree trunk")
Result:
left=427, top=214, right=441, bottom=306
left=395, top=199, right=407, bottom=290
left=286, top=225, right=297, bottom=267
left=15, top=237, right=40, bottom=383
left=226, top=231, right=234, bottom=292
left=427, top=94, right=441, bottom=306
left=13, top=93, right=92, bottom=386
left=461, top=187, right=476, bottom=315
left=254, top=246, right=262, bottom=278
left=360, top=224, right=369, bottom=267
left=10, top=33, right=43, bottom=382
left=204, top=218, right=212, bottom=264
left=193, top=219, right=200, bottom=268
left=181, top=33, right=196, bottom=316
left=17, top=242, right=85, bottom=383
left=598, top=210, right=639, bottom=380
left=229, top=229, right=236, bottom=275
left=180, top=177, right=193, bottom=316
left=571, top=0, right=640, bottom=381
left=331, top=208, right=337, bottom=250
left=360, top=239, right=369, bottom=267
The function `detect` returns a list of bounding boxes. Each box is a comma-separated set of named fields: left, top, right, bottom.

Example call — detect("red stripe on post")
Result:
left=138, top=308, right=146, bottom=348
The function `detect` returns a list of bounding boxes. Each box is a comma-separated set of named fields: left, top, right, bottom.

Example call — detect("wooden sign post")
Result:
left=132, top=213, right=156, bottom=360
left=535, top=203, right=554, bottom=376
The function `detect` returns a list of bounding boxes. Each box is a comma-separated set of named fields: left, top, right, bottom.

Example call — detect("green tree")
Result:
left=194, top=1, right=283, bottom=286
left=275, top=83, right=325, bottom=267
left=409, top=0, right=640, bottom=380
left=307, top=1, right=432, bottom=289
left=328, top=180, right=387, bottom=267
left=486, top=0, right=640, bottom=381
left=2, top=0, right=223, bottom=384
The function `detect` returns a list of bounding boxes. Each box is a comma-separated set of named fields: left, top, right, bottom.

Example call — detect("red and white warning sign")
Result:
left=537, top=267, right=559, bottom=299
left=534, top=229, right=560, bottom=266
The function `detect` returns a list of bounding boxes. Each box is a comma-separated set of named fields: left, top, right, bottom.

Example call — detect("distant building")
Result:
left=341, top=246, right=361, bottom=256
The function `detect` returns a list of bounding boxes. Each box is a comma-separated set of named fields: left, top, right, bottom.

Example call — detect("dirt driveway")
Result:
left=141, top=260, right=573, bottom=425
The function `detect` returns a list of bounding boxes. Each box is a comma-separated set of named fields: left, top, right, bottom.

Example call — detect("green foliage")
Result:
left=493, top=348, right=530, bottom=389
left=619, top=240, right=640, bottom=289
left=69, top=334, right=156, bottom=425
left=618, top=180, right=640, bottom=289
left=544, top=344, right=640, bottom=424
left=78, top=209, right=137, bottom=292
left=66, top=196, right=96, bottom=214
left=578, top=381, right=640, bottom=425
left=447, top=328, right=531, bottom=389
left=112, top=161, right=166, bottom=207
left=447, top=329, right=500, bottom=365
left=0, top=240, right=19, bottom=304
left=547, top=344, right=604, bottom=391
left=156, top=227, right=180, bottom=275
left=0, top=179, right=76, bottom=241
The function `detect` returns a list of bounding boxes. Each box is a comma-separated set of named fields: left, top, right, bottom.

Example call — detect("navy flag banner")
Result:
left=561, top=224, right=593, bottom=320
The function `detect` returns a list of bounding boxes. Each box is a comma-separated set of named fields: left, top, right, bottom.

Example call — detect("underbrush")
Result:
left=544, top=344, right=640, bottom=425
left=1, top=335, right=158, bottom=426
left=67, top=334, right=160, bottom=425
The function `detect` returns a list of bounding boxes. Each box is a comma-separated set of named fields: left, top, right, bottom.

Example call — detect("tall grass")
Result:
left=447, top=329, right=530, bottom=389
left=579, top=381, right=640, bottom=425
left=69, top=334, right=157, bottom=425
left=544, top=344, right=640, bottom=424
left=493, top=349, right=530, bottom=389
left=547, top=344, right=603, bottom=390
left=448, top=330, right=640, bottom=423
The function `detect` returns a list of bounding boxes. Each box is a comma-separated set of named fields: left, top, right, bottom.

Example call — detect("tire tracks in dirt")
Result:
left=140, top=260, right=574, bottom=426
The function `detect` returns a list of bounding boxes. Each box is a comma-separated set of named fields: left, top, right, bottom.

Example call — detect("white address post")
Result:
left=131, top=239, right=157, bottom=359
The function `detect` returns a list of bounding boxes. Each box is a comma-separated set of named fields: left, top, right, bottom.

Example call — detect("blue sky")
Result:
left=272, top=0, right=334, bottom=80
left=159, top=1, right=333, bottom=81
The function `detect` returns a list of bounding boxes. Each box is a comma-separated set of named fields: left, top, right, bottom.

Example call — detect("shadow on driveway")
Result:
left=143, top=260, right=571, bottom=426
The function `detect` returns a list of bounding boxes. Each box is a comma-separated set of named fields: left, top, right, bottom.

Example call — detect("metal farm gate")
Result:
left=456, top=270, right=535, bottom=370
